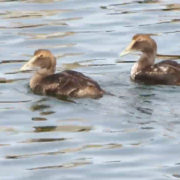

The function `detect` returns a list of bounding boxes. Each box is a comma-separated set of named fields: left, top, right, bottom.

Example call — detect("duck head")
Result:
left=20, top=49, right=56, bottom=73
left=120, top=34, right=157, bottom=57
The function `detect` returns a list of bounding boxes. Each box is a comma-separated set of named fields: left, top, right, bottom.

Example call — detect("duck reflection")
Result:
left=30, top=98, right=55, bottom=115
left=127, top=85, right=155, bottom=117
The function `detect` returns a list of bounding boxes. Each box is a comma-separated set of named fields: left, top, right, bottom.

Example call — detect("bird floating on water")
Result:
left=20, top=49, right=104, bottom=99
left=120, top=34, right=180, bottom=85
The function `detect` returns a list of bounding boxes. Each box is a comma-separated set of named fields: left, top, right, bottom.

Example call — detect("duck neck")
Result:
left=138, top=51, right=156, bottom=69
left=30, top=68, right=54, bottom=90
left=131, top=50, right=156, bottom=79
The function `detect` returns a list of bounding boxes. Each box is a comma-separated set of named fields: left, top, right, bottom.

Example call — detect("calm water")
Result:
left=0, top=0, right=180, bottom=179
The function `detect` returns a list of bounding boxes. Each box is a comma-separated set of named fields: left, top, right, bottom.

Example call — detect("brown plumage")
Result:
left=20, top=49, right=104, bottom=98
left=120, top=34, right=180, bottom=85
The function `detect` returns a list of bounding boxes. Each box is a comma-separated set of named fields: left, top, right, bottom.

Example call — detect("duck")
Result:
left=20, top=49, right=105, bottom=98
left=120, top=34, right=180, bottom=85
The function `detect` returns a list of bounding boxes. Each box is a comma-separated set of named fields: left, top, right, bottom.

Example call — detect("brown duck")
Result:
left=120, top=34, right=180, bottom=85
left=20, top=49, right=104, bottom=98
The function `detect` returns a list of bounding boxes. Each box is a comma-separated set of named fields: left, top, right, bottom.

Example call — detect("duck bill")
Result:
left=120, top=40, right=136, bottom=57
left=20, top=56, right=37, bottom=71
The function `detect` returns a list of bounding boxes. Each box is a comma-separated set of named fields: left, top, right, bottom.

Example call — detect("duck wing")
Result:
left=134, top=61, right=180, bottom=85
left=158, top=60, right=180, bottom=68
left=40, top=70, right=103, bottom=97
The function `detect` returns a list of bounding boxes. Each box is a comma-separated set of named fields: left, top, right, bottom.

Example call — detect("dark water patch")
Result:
left=0, top=23, right=47, bottom=29
left=0, top=59, right=27, bottom=64
left=141, top=126, right=154, bottom=130
left=163, top=30, right=180, bottom=35
left=40, top=111, right=55, bottom=115
left=116, top=60, right=136, bottom=63
left=21, top=138, right=66, bottom=143
left=32, top=117, right=47, bottom=121
left=31, top=104, right=50, bottom=111
left=136, top=107, right=153, bottom=115
left=137, top=0, right=161, bottom=4
left=34, top=125, right=92, bottom=133
left=138, top=120, right=156, bottom=125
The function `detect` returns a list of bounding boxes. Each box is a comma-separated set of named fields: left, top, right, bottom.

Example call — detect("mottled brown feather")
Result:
left=35, top=70, right=104, bottom=98
left=134, top=61, right=180, bottom=85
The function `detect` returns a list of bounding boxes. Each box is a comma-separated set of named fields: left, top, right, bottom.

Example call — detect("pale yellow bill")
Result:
left=20, top=55, right=37, bottom=71
left=120, top=39, right=136, bottom=57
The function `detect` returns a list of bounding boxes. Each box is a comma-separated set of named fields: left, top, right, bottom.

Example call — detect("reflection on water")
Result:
left=32, top=117, right=47, bottom=121
left=0, top=0, right=180, bottom=180
left=6, top=142, right=122, bottom=161
left=34, top=125, right=92, bottom=133
left=31, top=104, right=50, bottom=111
left=1, top=9, right=70, bottom=19
left=29, top=159, right=91, bottom=170
left=22, top=138, right=66, bottom=143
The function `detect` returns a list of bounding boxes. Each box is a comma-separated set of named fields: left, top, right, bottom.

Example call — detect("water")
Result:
left=0, top=0, right=180, bottom=179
